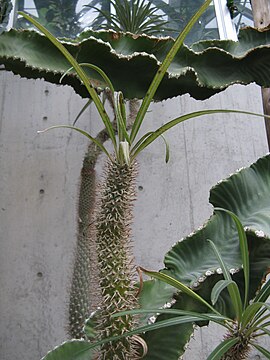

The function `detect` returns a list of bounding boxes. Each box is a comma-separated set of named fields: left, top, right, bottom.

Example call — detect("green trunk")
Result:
left=95, top=159, right=140, bottom=359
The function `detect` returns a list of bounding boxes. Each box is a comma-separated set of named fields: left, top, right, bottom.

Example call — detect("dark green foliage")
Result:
left=87, top=0, right=172, bottom=35
left=1, top=26, right=270, bottom=100
left=17, top=0, right=88, bottom=37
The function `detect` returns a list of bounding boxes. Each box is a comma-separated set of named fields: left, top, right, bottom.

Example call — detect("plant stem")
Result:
left=96, top=159, right=140, bottom=359
left=69, top=128, right=111, bottom=339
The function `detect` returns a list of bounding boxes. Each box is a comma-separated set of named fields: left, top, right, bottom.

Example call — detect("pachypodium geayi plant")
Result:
left=20, top=1, right=208, bottom=356
left=20, top=2, right=214, bottom=358
left=17, top=1, right=270, bottom=359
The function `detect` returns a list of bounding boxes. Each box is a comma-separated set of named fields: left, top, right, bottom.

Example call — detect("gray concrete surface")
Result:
left=0, top=71, right=269, bottom=359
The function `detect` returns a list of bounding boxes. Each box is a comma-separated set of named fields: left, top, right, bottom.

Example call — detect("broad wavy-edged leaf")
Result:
left=138, top=279, right=174, bottom=321
left=164, top=154, right=270, bottom=287
left=131, top=279, right=192, bottom=360
left=1, top=26, right=270, bottom=100
left=143, top=155, right=270, bottom=359
left=41, top=340, right=93, bottom=360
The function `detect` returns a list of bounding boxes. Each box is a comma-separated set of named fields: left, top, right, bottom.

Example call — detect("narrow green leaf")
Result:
left=260, top=320, right=270, bottom=328
left=255, top=326, right=270, bottom=337
left=130, top=0, right=212, bottom=142
left=251, top=281, right=270, bottom=324
left=59, top=67, right=75, bottom=84
left=251, top=343, right=270, bottom=358
left=18, top=12, right=117, bottom=153
left=73, top=99, right=92, bottom=126
left=215, top=208, right=249, bottom=309
left=112, top=308, right=229, bottom=325
left=85, top=5, right=120, bottom=29
left=131, top=109, right=268, bottom=159
left=76, top=63, right=115, bottom=95
left=241, top=302, right=267, bottom=330
left=211, top=280, right=234, bottom=306
left=208, top=240, right=243, bottom=321
left=160, top=135, right=170, bottom=163
left=108, top=315, right=215, bottom=337
left=115, top=92, right=130, bottom=144
left=119, top=141, right=130, bottom=165
left=207, top=338, right=239, bottom=360
left=249, top=304, right=270, bottom=331
left=254, top=278, right=270, bottom=303
left=84, top=314, right=227, bottom=352
left=130, top=131, right=153, bottom=153
left=37, top=125, right=112, bottom=161
left=139, top=267, right=221, bottom=315
left=119, top=92, right=127, bottom=129
left=252, top=307, right=268, bottom=327
left=252, top=318, right=270, bottom=339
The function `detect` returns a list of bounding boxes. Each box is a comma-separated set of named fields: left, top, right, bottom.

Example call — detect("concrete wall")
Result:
left=0, top=71, right=269, bottom=359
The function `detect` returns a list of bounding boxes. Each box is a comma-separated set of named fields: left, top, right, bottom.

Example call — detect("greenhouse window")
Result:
left=7, top=1, right=253, bottom=44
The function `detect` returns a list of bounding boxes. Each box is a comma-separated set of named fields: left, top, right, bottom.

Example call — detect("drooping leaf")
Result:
left=254, top=276, right=270, bottom=303
left=211, top=279, right=235, bottom=305
left=214, top=208, right=250, bottom=309
left=207, top=240, right=243, bottom=321
left=1, top=27, right=270, bottom=100
left=140, top=268, right=219, bottom=314
left=18, top=12, right=117, bottom=154
left=131, top=109, right=268, bottom=157
left=241, top=302, right=268, bottom=330
left=37, top=125, right=113, bottom=160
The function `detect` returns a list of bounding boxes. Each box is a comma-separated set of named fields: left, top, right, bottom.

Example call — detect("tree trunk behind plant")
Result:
left=95, top=159, right=140, bottom=359
left=251, top=0, right=270, bottom=149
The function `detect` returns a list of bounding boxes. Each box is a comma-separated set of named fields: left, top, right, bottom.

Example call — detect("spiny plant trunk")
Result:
left=221, top=345, right=250, bottom=360
left=95, top=159, right=140, bottom=359
left=68, top=128, right=110, bottom=339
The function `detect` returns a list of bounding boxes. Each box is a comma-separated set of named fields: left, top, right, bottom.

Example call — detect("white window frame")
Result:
left=8, top=0, right=238, bottom=41
left=7, top=0, right=17, bottom=29
left=214, top=0, right=238, bottom=40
